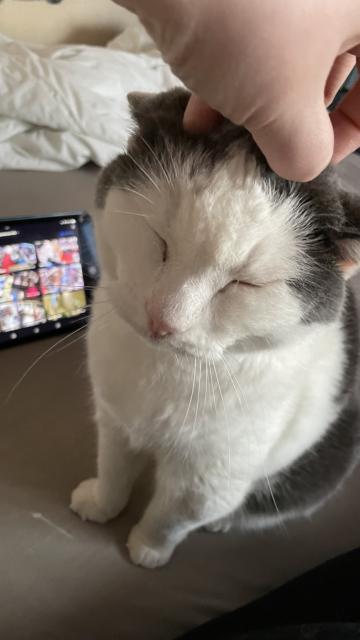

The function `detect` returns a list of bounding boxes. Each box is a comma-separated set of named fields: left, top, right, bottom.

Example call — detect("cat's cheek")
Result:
left=109, top=279, right=146, bottom=329
left=241, top=287, right=302, bottom=336
left=213, top=285, right=302, bottom=340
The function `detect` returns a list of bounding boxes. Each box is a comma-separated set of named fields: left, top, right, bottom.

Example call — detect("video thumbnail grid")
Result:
left=0, top=236, right=86, bottom=333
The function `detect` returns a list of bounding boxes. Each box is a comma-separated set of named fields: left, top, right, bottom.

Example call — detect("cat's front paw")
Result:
left=127, top=525, right=175, bottom=569
left=70, top=478, right=117, bottom=524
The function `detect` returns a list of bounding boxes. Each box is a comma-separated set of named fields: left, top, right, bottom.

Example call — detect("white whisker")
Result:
left=52, top=314, right=112, bottom=355
left=69, top=305, right=113, bottom=326
left=118, top=186, right=154, bottom=205
left=68, top=311, right=95, bottom=325
left=225, top=350, right=265, bottom=427
left=138, top=134, right=173, bottom=187
left=208, top=357, right=218, bottom=422
left=222, top=354, right=288, bottom=535
left=211, top=355, right=231, bottom=490
left=6, top=323, right=88, bottom=402
left=6, top=309, right=114, bottom=401
left=218, top=353, right=250, bottom=456
left=127, top=152, right=161, bottom=193
left=165, top=356, right=197, bottom=461
left=113, top=209, right=151, bottom=218
left=201, top=357, right=209, bottom=423
left=184, top=354, right=202, bottom=462
left=74, top=357, right=87, bottom=377
left=163, top=136, right=178, bottom=182
left=52, top=328, right=88, bottom=354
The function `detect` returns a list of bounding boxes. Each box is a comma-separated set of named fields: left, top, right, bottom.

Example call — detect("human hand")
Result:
left=113, top=0, right=360, bottom=182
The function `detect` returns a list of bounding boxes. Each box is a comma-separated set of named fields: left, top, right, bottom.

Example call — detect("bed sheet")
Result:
left=0, top=24, right=179, bottom=170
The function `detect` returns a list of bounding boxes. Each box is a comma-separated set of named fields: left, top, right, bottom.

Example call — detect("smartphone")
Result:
left=0, top=211, right=99, bottom=348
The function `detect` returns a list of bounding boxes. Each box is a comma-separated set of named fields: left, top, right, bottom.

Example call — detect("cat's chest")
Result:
left=88, top=320, right=300, bottom=442
left=87, top=310, right=345, bottom=469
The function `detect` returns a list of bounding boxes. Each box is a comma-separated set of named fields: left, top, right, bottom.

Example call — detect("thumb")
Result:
left=183, top=94, right=224, bottom=133
left=185, top=95, right=335, bottom=183
left=248, top=100, right=334, bottom=182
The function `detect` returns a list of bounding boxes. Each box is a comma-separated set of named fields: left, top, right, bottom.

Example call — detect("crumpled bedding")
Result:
left=0, top=25, right=179, bottom=171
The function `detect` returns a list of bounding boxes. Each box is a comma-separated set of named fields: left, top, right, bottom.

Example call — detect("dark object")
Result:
left=328, top=67, right=358, bottom=112
left=328, top=66, right=360, bottom=155
left=0, top=211, right=99, bottom=348
left=176, top=547, right=360, bottom=639
left=238, top=624, right=360, bottom=639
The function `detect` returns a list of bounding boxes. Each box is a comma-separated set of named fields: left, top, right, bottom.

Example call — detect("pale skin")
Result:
left=112, top=0, right=360, bottom=182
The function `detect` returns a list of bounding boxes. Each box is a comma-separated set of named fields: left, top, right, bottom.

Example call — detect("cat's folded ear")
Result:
left=127, top=89, right=191, bottom=131
left=336, top=191, right=360, bottom=280
left=127, top=92, right=157, bottom=119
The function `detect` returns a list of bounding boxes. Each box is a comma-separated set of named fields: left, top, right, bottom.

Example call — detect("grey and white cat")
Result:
left=71, top=88, right=360, bottom=569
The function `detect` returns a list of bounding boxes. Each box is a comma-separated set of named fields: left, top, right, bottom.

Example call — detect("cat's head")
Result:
left=94, top=88, right=360, bottom=359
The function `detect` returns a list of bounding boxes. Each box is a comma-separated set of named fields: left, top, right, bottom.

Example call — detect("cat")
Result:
left=70, top=88, right=360, bottom=569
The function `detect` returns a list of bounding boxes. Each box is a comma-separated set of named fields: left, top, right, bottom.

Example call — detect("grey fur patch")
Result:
left=241, top=286, right=360, bottom=526
left=285, top=172, right=354, bottom=324
left=336, top=288, right=359, bottom=404
left=242, top=402, right=360, bottom=526
left=95, top=88, right=260, bottom=209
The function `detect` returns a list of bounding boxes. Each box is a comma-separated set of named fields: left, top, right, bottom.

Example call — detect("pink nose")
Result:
left=148, top=312, right=176, bottom=339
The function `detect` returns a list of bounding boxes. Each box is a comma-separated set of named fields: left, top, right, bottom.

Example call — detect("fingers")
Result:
left=325, top=53, right=356, bottom=107
left=111, top=0, right=142, bottom=9
left=249, top=100, right=334, bottom=182
left=184, top=94, right=334, bottom=181
left=183, top=94, right=224, bottom=133
left=331, top=71, right=360, bottom=164
left=111, top=0, right=187, bottom=28
left=111, top=0, right=360, bottom=179
left=184, top=94, right=334, bottom=182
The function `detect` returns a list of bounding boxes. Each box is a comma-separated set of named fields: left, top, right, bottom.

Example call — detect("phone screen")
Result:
left=0, top=213, right=97, bottom=346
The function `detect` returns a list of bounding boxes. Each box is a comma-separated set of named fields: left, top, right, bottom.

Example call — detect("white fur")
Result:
left=71, top=156, right=346, bottom=568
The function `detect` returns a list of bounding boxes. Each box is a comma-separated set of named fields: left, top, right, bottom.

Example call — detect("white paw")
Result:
left=127, top=525, right=175, bottom=569
left=70, top=478, right=116, bottom=524
left=204, top=514, right=233, bottom=533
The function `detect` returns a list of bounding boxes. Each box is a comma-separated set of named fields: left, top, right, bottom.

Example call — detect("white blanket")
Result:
left=0, top=25, right=180, bottom=171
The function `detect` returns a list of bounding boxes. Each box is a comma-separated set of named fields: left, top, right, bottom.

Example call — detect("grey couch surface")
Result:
left=1, top=160, right=360, bottom=640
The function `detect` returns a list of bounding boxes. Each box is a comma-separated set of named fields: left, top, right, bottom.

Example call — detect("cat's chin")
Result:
left=118, top=313, right=225, bottom=361
left=141, top=332, right=196, bottom=357
left=142, top=333, right=225, bottom=362
left=128, top=324, right=222, bottom=361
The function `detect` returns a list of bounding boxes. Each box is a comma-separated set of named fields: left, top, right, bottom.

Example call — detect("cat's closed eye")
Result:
left=156, top=233, right=168, bottom=262
left=219, top=280, right=262, bottom=294
left=146, top=219, right=168, bottom=262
